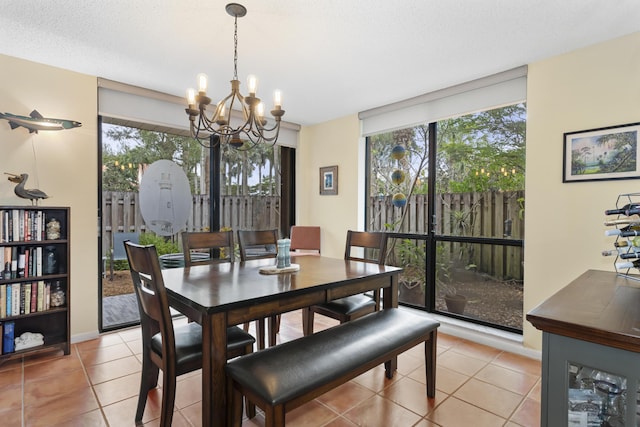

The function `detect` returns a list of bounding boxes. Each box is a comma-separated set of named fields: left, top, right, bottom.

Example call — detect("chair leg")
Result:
left=160, top=369, right=177, bottom=427
left=256, top=318, right=266, bottom=350
left=135, top=355, right=159, bottom=422
left=243, top=343, right=256, bottom=418
left=268, top=315, right=278, bottom=347
left=302, top=307, right=314, bottom=336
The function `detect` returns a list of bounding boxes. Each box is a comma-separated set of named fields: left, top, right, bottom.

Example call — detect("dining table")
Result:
left=162, top=254, right=401, bottom=427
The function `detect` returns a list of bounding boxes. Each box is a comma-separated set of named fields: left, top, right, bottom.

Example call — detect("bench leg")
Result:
left=425, top=330, right=437, bottom=398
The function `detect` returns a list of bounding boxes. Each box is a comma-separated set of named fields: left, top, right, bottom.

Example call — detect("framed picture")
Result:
left=319, top=166, right=338, bottom=195
left=563, top=122, right=640, bottom=183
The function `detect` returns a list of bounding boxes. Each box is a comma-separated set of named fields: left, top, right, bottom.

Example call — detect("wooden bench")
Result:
left=225, top=308, right=440, bottom=426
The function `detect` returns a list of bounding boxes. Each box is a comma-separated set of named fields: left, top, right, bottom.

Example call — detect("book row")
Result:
left=0, top=209, right=58, bottom=243
left=0, top=281, right=65, bottom=319
left=0, top=246, right=54, bottom=280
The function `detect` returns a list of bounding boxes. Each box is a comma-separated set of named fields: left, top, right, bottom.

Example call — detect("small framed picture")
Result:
left=563, top=122, right=640, bottom=182
left=319, top=166, right=338, bottom=195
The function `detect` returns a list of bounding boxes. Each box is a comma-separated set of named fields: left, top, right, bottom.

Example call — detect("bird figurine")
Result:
left=5, top=173, right=49, bottom=205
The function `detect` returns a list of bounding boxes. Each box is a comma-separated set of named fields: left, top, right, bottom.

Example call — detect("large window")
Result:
left=367, top=103, right=526, bottom=333
left=99, top=120, right=288, bottom=331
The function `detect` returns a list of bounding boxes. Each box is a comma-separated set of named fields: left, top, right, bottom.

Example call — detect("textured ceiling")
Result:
left=0, top=0, right=639, bottom=126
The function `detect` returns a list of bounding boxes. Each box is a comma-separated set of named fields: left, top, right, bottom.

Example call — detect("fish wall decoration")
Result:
left=0, top=110, right=81, bottom=133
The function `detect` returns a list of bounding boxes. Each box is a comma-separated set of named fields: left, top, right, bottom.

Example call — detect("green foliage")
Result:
left=396, top=239, right=426, bottom=287
left=102, top=124, right=202, bottom=193
left=139, top=232, right=180, bottom=256
left=368, top=103, right=526, bottom=202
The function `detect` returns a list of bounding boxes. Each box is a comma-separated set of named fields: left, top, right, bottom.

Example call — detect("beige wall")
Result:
left=298, top=32, right=640, bottom=350
left=2, top=31, right=639, bottom=348
left=523, top=31, right=640, bottom=348
left=296, top=115, right=365, bottom=258
left=0, top=54, right=99, bottom=341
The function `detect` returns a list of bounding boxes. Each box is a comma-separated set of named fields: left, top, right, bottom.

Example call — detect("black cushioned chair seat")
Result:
left=151, top=323, right=255, bottom=368
left=319, top=294, right=376, bottom=316
left=226, top=308, right=439, bottom=405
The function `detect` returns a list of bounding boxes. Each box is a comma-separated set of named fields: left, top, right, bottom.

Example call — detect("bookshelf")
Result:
left=0, top=206, right=70, bottom=362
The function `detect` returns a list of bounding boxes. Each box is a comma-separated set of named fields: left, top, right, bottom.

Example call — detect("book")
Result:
left=44, top=282, right=50, bottom=310
left=24, top=284, right=31, bottom=315
left=0, top=322, right=3, bottom=354
left=10, top=247, right=17, bottom=279
left=17, top=247, right=25, bottom=278
left=37, top=281, right=44, bottom=312
left=3, top=321, right=14, bottom=353
left=0, top=285, right=5, bottom=318
left=30, top=282, right=37, bottom=313
left=35, top=246, right=42, bottom=276
left=19, top=284, right=25, bottom=315
left=11, top=285, right=19, bottom=316
left=5, top=284, right=10, bottom=317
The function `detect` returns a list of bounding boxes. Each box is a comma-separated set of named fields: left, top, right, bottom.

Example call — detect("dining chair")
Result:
left=181, top=230, right=235, bottom=266
left=302, top=230, right=388, bottom=336
left=289, top=225, right=321, bottom=256
left=124, top=241, right=256, bottom=427
left=237, top=229, right=279, bottom=261
left=237, top=229, right=280, bottom=348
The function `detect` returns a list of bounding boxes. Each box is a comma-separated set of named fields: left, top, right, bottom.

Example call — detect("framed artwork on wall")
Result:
left=563, top=122, right=640, bottom=182
left=320, top=165, right=338, bottom=195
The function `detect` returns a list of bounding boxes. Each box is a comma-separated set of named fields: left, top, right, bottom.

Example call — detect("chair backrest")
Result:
left=237, top=229, right=278, bottom=261
left=113, top=232, right=139, bottom=261
left=124, top=241, right=175, bottom=361
left=344, top=230, right=388, bottom=264
left=181, top=230, right=235, bottom=266
left=290, top=226, right=321, bottom=254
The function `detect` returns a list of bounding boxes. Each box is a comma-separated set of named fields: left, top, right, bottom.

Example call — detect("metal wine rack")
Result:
left=607, top=192, right=640, bottom=281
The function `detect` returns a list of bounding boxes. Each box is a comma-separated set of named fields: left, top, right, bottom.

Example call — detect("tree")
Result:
left=102, top=125, right=202, bottom=193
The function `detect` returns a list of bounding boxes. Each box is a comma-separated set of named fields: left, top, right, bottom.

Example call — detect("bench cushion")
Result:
left=226, top=308, right=439, bottom=405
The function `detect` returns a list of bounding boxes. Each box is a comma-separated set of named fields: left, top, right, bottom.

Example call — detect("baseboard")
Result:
left=71, top=330, right=100, bottom=344
left=402, top=307, right=541, bottom=361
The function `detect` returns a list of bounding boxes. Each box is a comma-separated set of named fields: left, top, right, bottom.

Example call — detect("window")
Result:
left=366, top=103, right=526, bottom=333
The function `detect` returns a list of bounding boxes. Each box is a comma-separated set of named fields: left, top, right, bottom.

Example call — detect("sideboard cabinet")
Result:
left=527, top=270, right=640, bottom=426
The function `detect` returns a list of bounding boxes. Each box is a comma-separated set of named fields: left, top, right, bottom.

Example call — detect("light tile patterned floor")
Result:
left=0, top=310, right=540, bottom=426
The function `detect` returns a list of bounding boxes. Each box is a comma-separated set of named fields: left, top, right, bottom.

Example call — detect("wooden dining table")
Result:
left=161, top=255, right=401, bottom=427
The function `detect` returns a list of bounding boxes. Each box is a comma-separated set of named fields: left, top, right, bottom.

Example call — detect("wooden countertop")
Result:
left=526, top=269, right=640, bottom=353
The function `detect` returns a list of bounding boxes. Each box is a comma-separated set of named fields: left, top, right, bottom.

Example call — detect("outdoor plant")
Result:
left=396, top=238, right=426, bottom=290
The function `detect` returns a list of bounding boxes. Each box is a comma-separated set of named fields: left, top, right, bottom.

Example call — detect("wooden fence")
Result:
left=370, top=190, right=524, bottom=280
left=102, top=190, right=523, bottom=280
left=102, top=192, right=280, bottom=254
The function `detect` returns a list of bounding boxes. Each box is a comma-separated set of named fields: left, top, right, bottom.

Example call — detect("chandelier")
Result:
left=185, top=3, right=285, bottom=148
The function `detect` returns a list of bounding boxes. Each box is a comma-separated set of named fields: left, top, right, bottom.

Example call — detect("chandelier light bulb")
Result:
left=197, top=73, right=208, bottom=94
left=186, top=88, right=196, bottom=107
left=256, top=102, right=264, bottom=118
left=274, top=90, right=282, bottom=109
left=247, top=75, right=257, bottom=96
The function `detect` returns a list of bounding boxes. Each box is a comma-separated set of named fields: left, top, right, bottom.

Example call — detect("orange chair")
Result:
left=289, top=225, right=321, bottom=256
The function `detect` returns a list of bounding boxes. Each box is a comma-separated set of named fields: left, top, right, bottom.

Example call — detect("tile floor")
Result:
left=0, top=310, right=541, bottom=426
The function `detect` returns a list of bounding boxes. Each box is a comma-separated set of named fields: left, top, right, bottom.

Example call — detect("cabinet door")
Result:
left=544, top=333, right=640, bottom=426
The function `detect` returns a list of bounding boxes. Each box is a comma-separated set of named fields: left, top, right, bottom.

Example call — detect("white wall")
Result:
left=0, top=54, right=99, bottom=340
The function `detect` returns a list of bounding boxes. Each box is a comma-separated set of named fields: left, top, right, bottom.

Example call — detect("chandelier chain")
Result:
left=233, top=15, right=238, bottom=80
